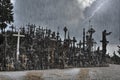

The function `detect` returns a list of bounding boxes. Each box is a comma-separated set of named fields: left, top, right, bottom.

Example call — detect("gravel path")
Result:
left=0, top=64, right=120, bottom=80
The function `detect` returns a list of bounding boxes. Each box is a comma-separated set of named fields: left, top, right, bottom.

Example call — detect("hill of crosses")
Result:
left=0, top=23, right=120, bottom=71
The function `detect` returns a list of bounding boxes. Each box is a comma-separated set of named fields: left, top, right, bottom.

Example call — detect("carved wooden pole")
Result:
left=63, top=27, right=68, bottom=40
left=100, top=30, right=111, bottom=62
left=83, top=28, right=85, bottom=52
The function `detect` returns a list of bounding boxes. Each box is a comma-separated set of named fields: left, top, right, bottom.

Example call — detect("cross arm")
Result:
left=13, top=34, right=25, bottom=37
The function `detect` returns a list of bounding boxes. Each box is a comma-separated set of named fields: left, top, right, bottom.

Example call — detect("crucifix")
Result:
left=13, top=30, right=25, bottom=61
left=100, top=30, right=111, bottom=62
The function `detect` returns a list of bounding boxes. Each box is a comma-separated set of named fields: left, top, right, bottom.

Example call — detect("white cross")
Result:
left=13, top=30, right=25, bottom=61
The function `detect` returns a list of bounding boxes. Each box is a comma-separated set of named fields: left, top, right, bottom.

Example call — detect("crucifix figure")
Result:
left=13, top=30, right=25, bottom=61
left=100, top=30, right=112, bottom=54
left=100, top=30, right=111, bottom=62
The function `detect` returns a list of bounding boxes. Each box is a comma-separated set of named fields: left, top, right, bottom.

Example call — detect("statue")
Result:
left=63, top=27, right=68, bottom=40
left=100, top=30, right=111, bottom=62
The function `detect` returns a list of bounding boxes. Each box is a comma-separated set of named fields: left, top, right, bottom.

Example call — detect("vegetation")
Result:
left=0, top=0, right=14, bottom=32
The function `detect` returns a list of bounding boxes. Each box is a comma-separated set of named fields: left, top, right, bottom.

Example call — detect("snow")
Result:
left=0, top=64, right=120, bottom=80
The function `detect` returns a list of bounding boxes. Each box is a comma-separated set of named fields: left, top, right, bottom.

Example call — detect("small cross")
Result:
left=13, top=30, right=25, bottom=61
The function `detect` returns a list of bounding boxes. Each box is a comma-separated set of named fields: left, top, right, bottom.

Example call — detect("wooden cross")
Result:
left=13, top=30, right=25, bottom=61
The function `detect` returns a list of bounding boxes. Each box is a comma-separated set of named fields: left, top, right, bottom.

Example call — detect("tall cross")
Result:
left=13, top=30, right=25, bottom=61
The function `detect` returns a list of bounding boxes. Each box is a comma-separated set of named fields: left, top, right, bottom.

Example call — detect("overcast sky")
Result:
left=11, top=0, right=120, bottom=55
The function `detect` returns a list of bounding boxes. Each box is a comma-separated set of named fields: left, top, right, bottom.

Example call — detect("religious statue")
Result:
left=100, top=30, right=112, bottom=62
